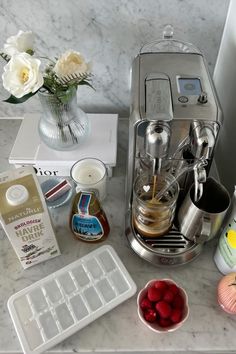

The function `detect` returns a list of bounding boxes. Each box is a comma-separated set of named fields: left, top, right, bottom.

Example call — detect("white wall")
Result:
left=213, top=0, right=236, bottom=193
left=0, top=0, right=230, bottom=118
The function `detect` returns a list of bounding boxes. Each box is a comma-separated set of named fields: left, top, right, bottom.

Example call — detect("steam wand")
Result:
left=154, top=157, right=208, bottom=202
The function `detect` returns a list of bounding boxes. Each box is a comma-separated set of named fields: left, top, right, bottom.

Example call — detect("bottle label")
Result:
left=78, top=192, right=91, bottom=214
left=219, top=218, right=236, bottom=268
left=72, top=214, right=104, bottom=241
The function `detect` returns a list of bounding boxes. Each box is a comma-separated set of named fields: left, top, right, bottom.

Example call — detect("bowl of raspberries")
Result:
left=137, top=278, right=189, bottom=332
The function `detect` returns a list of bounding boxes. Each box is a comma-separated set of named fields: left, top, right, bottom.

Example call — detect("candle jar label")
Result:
left=70, top=191, right=110, bottom=242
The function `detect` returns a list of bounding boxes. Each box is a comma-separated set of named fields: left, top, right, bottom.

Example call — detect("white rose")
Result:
left=4, top=30, right=34, bottom=56
left=54, top=50, right=91, bottom=78
left=2, top=52, right=44, bottom=98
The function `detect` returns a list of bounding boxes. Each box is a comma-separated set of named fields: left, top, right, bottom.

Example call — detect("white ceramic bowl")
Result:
left=137, top=279, right=189, bottom=333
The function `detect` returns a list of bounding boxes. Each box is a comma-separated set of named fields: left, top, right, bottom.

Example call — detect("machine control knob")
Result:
left=198, top=91, right=208, bottom=104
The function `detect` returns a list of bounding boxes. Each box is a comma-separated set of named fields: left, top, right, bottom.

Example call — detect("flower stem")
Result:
left=41, top=84, right=55, bottom=95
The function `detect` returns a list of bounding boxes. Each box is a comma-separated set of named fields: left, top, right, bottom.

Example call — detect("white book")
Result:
left=9, top=113, right=118, bottom=177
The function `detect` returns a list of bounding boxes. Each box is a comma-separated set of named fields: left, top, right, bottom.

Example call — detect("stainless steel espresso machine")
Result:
left=125, top=28, right=223, bottom=266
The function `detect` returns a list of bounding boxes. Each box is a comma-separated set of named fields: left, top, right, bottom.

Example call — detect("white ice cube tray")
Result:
left=8, top=245, right=137, bottom=354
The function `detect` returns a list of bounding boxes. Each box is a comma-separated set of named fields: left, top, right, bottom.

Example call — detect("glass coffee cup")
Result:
left=132, top=172, right=179, bottom=238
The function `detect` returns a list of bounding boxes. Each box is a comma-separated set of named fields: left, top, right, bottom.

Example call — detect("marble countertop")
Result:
left=0, top=117, right=235, bottom=354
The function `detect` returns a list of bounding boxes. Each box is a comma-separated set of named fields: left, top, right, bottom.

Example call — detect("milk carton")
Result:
left=0, top=166, right=60, bottom=268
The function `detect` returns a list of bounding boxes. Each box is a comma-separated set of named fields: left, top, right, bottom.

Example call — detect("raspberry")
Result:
left=140, top=297, right=152, bottom=310
left=163, top=289, right=174, bottom=303
left=147, top=286, right=163, bottom=302
left=170, top=308, right=182, bottom=323
left=155, top=301, right=172, bottom=319
left=144, top=308, right=157, bottom=322
left=154, top=280, right=168, bottom=291
left=168, top=283, right=179, bottom=295
left=173, top=294, right=184, bottom=309
left=158, top=318, right=172, bottom=327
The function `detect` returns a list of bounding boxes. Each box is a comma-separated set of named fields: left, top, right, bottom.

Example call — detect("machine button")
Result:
left=178, top=96, right=188, bottom=103
left=198, top=91, right=208, bottom=104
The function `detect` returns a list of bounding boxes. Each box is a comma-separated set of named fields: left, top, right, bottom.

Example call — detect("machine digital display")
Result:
left=178, top=78, right=202, bottom=95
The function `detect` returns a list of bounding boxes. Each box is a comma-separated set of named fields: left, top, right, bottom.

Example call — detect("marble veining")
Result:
left=0, top=0, right=230, bottom=118
left=0, top=117, right=236, bottom=353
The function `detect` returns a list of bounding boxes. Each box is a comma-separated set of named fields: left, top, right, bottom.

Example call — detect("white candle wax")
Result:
left=71, top=158, right=107, bottom=201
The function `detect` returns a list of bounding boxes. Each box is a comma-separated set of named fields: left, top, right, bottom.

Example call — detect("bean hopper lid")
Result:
left=139, top=24, right=202, bottom=55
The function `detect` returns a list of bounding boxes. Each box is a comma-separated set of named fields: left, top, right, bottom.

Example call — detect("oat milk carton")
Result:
left=0, top=166, right=60, bottom=268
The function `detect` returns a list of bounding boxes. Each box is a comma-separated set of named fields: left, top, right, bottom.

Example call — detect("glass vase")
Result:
left=38, top=90, right=89, bottom=151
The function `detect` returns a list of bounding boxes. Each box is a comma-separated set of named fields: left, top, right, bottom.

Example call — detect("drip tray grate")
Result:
left=137, top=227, right=194, bottom=254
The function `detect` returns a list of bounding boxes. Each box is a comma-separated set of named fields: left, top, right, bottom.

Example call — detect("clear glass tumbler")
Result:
left=133, top=172, right=179, bottom=238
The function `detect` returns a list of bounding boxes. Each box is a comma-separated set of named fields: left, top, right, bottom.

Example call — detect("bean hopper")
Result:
left=125, top=26, right=223, bottom=266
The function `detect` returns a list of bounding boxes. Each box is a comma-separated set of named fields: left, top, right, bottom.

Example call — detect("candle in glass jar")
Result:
left=70, top=158, right=107, bottom=201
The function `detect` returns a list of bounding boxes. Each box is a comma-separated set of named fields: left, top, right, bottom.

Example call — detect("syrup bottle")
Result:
left=70, top=191, right=110, bottom=242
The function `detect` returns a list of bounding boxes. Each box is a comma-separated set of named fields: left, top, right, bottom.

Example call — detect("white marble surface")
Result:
left=0, top=0, right=230, bottom=118
left=0, top=117, right=236, bottom=354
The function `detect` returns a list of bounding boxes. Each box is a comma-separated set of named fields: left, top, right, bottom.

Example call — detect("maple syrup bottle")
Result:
left=70, top=191, right=110, bottom=242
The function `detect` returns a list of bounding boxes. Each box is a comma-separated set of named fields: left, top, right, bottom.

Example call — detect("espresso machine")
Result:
left=125, top=27, right=223, bottom=266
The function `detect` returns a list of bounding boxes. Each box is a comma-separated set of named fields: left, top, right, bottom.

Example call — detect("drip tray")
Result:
left=139, top=227, right=192, bottom=253
left=125, top=211, right=203, bottom=266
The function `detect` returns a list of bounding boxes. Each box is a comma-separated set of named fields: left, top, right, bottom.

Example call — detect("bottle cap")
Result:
left=6, top=184, right=29, bottom=206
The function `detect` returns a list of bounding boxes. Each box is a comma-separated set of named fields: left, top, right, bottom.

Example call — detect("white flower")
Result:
left=2, top=52, right=44, bottom=98
left=3, top=30, right=34, bottom=56
left=54, top=50, right=91, bottom=78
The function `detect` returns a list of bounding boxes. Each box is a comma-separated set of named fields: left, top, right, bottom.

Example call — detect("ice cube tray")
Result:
left=8, top=245, right=137, bottom=354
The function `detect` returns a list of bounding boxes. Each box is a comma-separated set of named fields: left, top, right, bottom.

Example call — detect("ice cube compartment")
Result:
left=8, top=245, right=136, bottom=354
